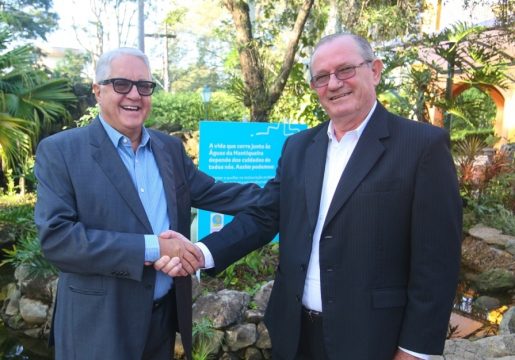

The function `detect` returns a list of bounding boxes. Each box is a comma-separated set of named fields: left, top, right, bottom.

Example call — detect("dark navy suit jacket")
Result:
left=202, top=103, right=462, bottom=360
left=35, top=118, right=261, bottom=360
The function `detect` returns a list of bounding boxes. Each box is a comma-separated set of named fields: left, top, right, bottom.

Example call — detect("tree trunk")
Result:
left=224, top=0, right=315, bottom=122
left=138, top=0, right=145, bottom=52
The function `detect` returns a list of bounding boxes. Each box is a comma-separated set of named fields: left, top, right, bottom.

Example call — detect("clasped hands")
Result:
left=151, top=230, right=205, bottom=277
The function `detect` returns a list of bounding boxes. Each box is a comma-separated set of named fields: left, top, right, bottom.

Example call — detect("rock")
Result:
left=244, top=309, right=264, bottom=324
left=19, top=297, right=48, bottom=325
left=429, top=335, right=515, bottom=359
left=220, top=353, right=240, bottom=360
left=244, top=347, right=263, bottom=360
left=461, top=236, right=515, bottom=273
left=475, top=334, right=515, bottom=357
left=192, top=275, right=201, bottom=301
left=23, top=328, right=41, bottom=339
left=506, top=239, right=515, bottom=256
left=253, top=281, right=273, bottom=312
left=4, top=283, right=20, bottom=316
left=469, top=224, right=502, bottom=237
left=14, top=265, right=55, bottom=302
left=469, top=224, right=515, bottom=248
left=193, top=289, right=251, bottom=329
left=500, top=307, right=515, bottom=335
left=475, top=269, right=515, bottom=292
left=255, top=322, right=271, bottom=349
left=473, top=296, right=501, bottom=311
left=225, top=323, right=257, bottom=351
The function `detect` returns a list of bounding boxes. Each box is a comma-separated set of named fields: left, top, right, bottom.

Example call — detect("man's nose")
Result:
left=126, top=84, right=141, bottom=97
left=327, top=73, right=343, bottom=89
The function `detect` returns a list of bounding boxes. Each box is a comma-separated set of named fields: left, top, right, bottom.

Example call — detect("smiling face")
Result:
left=310, top=36, right=383, bottom=135
left=92, top=54, right=152, bottom=141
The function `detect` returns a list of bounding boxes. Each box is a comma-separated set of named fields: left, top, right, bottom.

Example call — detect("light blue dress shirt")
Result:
left=99, top=116, right=172, bottom=299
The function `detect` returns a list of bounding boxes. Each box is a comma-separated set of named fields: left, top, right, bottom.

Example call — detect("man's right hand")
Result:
left=155, top=230, right=204, bottom=276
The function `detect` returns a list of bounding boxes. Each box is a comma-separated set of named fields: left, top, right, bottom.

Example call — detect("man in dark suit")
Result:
left=170, top=33, right=462, bottom=359
left=34, top=47, right=261, bottom=360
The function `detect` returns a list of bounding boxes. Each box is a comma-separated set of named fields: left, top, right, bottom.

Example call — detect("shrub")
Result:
left=149, top=91, right=247, bottom=131
left=0, top=194, right=56, bottom=277
left=454, top=137, right=514, bottom=235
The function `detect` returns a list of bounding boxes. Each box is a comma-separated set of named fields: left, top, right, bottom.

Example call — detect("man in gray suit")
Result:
left=34, top=47, right=260, bottom=360
left=168, top=33, right=462, bottom=360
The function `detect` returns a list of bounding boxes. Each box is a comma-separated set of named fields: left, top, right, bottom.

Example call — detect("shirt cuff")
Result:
left=398, top=347, right=429, bottom=360
left=195, top=242, right=215, bottom=269
left=144, top=234, right=160, bottom=262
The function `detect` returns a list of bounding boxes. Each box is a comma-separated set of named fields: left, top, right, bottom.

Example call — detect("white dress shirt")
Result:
left=301, top=103, right=374, bottom=311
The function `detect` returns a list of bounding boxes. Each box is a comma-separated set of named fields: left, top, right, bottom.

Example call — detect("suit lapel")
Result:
left=149, top=131, right=193, bottom=359
left=323, top=104, right=390, bottom=229
left=304, top=124, right=330, bottom=230
left=88, top=118, right=152, bottom=231
left=148, top=132, right=178, bottom=230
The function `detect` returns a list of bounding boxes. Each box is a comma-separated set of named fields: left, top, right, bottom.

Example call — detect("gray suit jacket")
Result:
left=35, top=118, right=261, bottom=360
left=202, top=103, right=462, bottom=359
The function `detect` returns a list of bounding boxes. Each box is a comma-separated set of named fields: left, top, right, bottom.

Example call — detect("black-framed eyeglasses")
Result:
left=98, top=78, right=157, bottom=96
left=311, top=60, right=372, bottom=88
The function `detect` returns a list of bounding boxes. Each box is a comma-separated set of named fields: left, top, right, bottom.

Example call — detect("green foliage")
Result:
left=217, top=243, right=278, bottom=290
left=1, top=235, right=57, bottom=277
left=454, top=137, right=514, bottom=235
left=423, top=22, right=512, bottom=131
left=0, top=31, right=76, bottom=185
left=466, top=203, right=515, bottom=236
left=355, top=2, right=424, bottom=40
left=0, top=0, right=58, bottom=40
left=269, top=62, right=326, bottom=126
left=149, top=91, right=247, bottom=131
left=0, top=194, right=56, bottom=276
left=450, top=128, right=494, bottom=143
left=451, top=88, right=497, bottom=132
left=192, top=317, right=219, bottom=360
left=53, top=50, right=92, bottom=84
left=75, top=106, right=99, bottom=128
left=377, top=46, right=442, bottom=123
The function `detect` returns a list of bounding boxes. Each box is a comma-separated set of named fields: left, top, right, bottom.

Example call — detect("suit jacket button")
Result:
left=300, top=264, right=306, bottom=272
left=296, top=295, right=301, bottom=302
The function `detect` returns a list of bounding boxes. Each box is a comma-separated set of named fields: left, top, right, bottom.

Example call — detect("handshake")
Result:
left=149, top=230, right=206, bottom=277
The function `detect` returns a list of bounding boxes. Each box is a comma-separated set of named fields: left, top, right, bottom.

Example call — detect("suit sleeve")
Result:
left=179, top=141, right=264, bottom=215
left=34, top=138, right=145, bottom=281
left=197, top=139, right=286, bottom=274
left=399, top=129, right=462, bottom=353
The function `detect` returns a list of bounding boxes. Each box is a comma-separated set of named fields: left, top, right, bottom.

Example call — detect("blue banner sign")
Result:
left=197, top=121, right=307, bottom=241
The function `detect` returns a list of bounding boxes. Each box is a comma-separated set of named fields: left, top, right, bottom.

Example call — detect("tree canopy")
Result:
left=0, top=0, right=58, bottom=40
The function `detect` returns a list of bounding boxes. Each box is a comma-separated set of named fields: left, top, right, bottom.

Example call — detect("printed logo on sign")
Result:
left=210, top=213, right=224, bottom=233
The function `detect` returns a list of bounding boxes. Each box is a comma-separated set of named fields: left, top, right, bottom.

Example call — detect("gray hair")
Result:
left=309, top=33, right=376, bottom=76
left=95, top=47, right=152, bottom=82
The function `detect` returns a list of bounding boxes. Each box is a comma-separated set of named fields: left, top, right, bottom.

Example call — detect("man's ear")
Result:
left=92, top=83, right=101, bottom=103
left=371, top=59, right=383, bottom=85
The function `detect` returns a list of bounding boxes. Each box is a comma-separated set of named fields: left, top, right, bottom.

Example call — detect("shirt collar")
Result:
left=98, top=115, right=151, bottom=149
left=327, top=100, right=377, bottom=143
